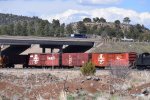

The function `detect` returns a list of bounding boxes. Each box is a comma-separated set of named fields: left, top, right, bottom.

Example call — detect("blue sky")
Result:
left=0, top=0, right=150, bottom=28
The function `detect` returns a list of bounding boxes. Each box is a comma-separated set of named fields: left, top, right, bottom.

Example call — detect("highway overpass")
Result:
left=0, top=36, right=95, bottom=54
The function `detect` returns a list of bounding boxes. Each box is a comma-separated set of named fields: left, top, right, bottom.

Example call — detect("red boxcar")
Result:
left=62, top=53, right=89, bottom=67
left=92, top=52, right=137, bottom=68
left=28, top=53, right=59, bottom=67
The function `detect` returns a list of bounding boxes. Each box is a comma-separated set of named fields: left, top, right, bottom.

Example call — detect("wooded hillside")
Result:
left=0, top=13, right=150, bottom=41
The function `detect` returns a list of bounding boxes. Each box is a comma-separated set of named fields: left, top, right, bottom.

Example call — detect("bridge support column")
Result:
left=51, top=48, right=54, bottom=53
left=0, top=45, right=1, bottom=56
left=0, top=45, right=2, bottom=68
left=59, top=46, right=63, bottom=68
left=42, top=48, right=45, bottom=53
left=59, top=47, right=63, bottom=53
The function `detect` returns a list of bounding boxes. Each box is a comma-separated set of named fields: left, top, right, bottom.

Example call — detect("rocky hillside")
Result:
left=70, top=17, right=150, bottom=41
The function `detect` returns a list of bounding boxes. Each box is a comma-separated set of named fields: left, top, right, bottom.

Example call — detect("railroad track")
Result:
left=0, top=67, right=149, bottom=71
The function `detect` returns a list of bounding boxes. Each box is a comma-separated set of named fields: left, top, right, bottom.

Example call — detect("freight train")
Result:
left=0, top=52, right=150, bottom=69
left=0, top=52, right=149, bottom=69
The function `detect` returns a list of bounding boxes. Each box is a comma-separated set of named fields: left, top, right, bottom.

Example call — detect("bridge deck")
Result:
left=0, top=36, right=94, bottom=46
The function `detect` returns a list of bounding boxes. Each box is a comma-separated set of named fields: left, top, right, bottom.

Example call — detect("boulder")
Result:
left=86, top=76, right=92, bottom=80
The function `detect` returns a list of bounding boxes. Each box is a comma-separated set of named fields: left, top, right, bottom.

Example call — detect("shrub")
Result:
left=67, top=94, right=74, bottom=100
left=80, top=61, right=96, bottom=76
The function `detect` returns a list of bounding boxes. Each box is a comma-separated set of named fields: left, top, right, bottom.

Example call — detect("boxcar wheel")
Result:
left=11, top=65, right=15, bottom=68
left=137, top=66, right=146, bottom=70
left=23, top=64, right=28, bottom=68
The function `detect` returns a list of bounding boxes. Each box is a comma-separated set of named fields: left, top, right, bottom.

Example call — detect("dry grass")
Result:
left=128, top=70, right=150, bottom=86
left=59, top=90, right=67, bottom=100
left=93, top=42, right=150, bottom=53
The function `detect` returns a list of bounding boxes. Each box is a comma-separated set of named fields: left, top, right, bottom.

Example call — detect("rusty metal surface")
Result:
left=92, top=52, right=137, bottom=67
left=62, top=53, right=89, bottom=67
left=28, top=53, right=59, bottom=66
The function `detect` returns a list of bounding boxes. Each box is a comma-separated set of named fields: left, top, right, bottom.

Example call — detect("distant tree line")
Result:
left=0, top=13, right=150, bottom=41
left=0, top=13, right=66, bottom=36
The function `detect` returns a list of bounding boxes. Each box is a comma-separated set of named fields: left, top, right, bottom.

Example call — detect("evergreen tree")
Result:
left=27, top=21, right=35, bottom=35
left=83, top=18, right=92, bottom=23
left=99, top=17, right=106, bottom=23
left=22, top=21, right=28, bottom=36
left=123, top=17, right=131, bottom=24
left=93, top=17, right=99, bottom=23
left=44, top=24, right=50, bottom=36
left=14, top=22, right=23, bottom=35
left=36, top=20, right=45, bottom=36
left=76, top=21, right=87, bottom=34
left=52, top=19, right=60, bottom=36
left=60, top=23, right=65, bottom=36
left=114, top=20, right=121, bottom=38
left=66, top=24, right=73, bottom=35
left=0, top=25, right=8, bottom=35
left=7, top=24, right=14, bottom=35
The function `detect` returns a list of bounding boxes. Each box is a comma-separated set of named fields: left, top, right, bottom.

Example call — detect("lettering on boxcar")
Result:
left=69, top=55, right=72, bottom=65
left=82, top=61, right=85, bottom=64
left=116, top=55, right=122, bottom=60
left=33, top=54, right=39, bottom=64
left=98, top=54, right=105, bottom=64
left=47, top=56, right=55, bottom=60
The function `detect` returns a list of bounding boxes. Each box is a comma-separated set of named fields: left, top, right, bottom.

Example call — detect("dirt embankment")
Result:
left=0, top=70, right=149, bottom=100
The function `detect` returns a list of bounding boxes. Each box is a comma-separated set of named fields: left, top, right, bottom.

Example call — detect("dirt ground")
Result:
left=0, top=69, right=150, bottom=100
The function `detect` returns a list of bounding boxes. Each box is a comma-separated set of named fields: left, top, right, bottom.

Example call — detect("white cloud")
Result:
left=77, top=0, right=122, bottom=5
left=41, top=7, right=150, bottom=28
left=41, top=9, right=89, bottom=23
left=89, top=7, right=150, bottom=27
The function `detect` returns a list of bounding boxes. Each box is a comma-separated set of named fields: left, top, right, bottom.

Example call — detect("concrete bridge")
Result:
left=0, top=36, right=95, bottom=55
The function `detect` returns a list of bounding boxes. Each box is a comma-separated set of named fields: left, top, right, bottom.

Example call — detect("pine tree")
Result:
left=66, top=24, right=73, bottom=35
left=27, top=21, right=35, bottom=35
left=76, top=21, right=87, bottom=34
left=22, top=21, right=28, bottom=36
left=60, top=23, right=65, bottom=36
left=44, top=24, right=50, bottom=36
left=7, top=24, right=14, bottom=35
left=14, top=22, right=23, bottom=35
